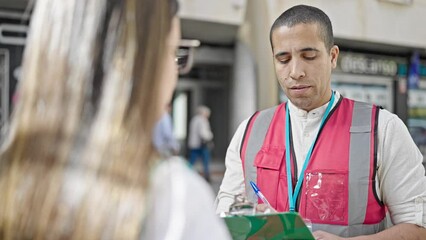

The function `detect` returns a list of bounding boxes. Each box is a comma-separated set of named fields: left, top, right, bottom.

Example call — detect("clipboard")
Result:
left=223, top=212, right=314, bottom=240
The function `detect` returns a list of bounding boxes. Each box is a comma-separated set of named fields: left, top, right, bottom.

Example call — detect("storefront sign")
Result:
left=338, top=53, right=398, bottom=76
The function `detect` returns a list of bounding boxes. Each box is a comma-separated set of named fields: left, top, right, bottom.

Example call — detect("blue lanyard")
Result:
left=285, top=92, right=335, bottom=212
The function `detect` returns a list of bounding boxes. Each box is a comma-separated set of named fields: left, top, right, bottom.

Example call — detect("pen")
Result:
left=250, top=181, right=276, bottom=212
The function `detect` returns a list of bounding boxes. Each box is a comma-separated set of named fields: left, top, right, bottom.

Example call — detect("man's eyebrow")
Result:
left=274, top=51, right=289, bottom=59
left=299, top=47, right=320, bottom=53
left=274, top=48, right=320, bottom=58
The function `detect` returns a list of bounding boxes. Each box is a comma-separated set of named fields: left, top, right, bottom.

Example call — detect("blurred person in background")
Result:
left=216, top=4, right=426, bottom=240
left=188, top=105, right=214, bottom=182
left=153, top=103, right=180, bottom=156
left=0, top=0, right=230, bottom=239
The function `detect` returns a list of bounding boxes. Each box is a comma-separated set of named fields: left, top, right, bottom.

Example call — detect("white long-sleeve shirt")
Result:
left=215, top=91, right=426, bottom=228
left=188, top=115, right=213, bottom=149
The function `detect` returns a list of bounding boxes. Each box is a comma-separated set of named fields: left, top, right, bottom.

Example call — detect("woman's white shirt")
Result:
left=142, top=157, right=231, bottom=240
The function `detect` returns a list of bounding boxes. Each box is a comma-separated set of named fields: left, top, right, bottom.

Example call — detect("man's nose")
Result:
left=289, top=60, right=306, bottom=80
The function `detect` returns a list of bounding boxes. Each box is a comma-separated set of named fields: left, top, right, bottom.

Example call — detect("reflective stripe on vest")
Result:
left=313, top=221, right=386, bottom=237
left=240, top=98, right=386, bottom=237
left=241, top=107, right=276, bottom=204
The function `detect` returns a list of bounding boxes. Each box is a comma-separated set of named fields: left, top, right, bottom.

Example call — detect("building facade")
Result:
left=0, top=0, right=425, bottom=163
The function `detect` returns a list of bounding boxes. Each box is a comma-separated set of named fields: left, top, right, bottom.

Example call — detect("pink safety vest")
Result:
left=240, top=97, right=386, bottom=237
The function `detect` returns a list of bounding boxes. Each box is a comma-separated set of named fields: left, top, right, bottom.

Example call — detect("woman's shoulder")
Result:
left=144, top=157, right=231, bottom=240
left=152, top=156, right=212, bottom=194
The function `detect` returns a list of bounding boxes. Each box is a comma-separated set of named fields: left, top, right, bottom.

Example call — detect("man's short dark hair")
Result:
left=270, top=5, right=334, bottom=51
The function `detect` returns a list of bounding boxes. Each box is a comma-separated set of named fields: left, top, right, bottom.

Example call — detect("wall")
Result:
left=179, top=0, right=246, bottom=25
left=238, top=0, right=277, bottom=110
left=230, top=41, right=257, bottom=133
left=269, top=0, right=426, bottom=49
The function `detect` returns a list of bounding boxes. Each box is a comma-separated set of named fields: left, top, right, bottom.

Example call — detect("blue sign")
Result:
left=408, top=51, right=420, bottom=89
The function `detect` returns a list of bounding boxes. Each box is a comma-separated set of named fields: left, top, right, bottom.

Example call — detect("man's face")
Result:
left=271, top=23, right=339, bottom=111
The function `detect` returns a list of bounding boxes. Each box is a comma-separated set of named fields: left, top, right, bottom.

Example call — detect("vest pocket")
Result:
left=253, top=146, right=283, bottom=170
left=301, top=170, right=348, bottom=225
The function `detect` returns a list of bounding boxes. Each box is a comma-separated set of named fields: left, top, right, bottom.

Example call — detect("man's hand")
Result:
left=255, top=203, right=276, bottom=213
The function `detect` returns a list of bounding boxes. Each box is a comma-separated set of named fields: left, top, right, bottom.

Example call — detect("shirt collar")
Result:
left=287, top=91, right=341, bottom=119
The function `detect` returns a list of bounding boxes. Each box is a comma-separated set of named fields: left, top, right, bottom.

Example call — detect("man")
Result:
left=153, top=104, right=180, bottom=156
left=215, top=5, right=426, bottom=239
left=188, top=105, right=214, bottom=181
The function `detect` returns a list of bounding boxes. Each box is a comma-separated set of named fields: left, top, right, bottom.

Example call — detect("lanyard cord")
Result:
left=285, top=91, right=335, bottom=212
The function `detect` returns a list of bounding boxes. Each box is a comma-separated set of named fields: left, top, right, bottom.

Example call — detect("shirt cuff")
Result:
left=389, top=195, right=426, bottom=227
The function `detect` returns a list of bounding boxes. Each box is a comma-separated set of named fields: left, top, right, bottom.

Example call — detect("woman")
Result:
left=0, top=0, right=230, bottom=239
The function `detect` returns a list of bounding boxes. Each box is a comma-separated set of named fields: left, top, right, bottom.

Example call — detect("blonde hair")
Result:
left=0, top=0, right=177, bottom=239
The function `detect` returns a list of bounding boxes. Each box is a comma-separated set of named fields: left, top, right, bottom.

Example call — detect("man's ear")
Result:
left=330, top=45, right=339, bottom=69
